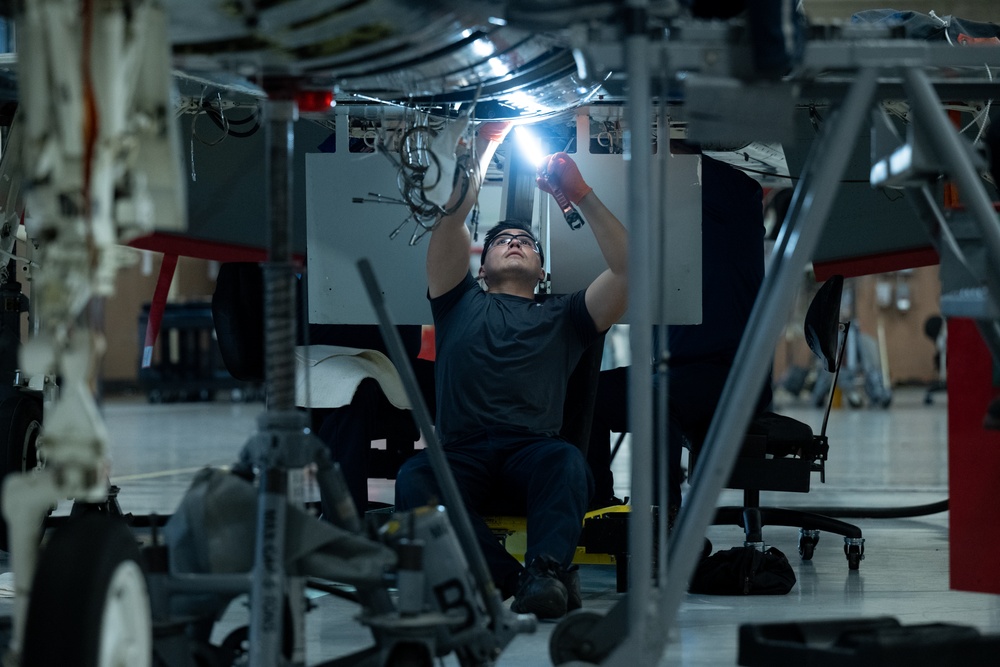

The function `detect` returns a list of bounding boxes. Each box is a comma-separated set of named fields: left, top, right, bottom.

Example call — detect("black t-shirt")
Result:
left=430, top=273, right=599, bottom=445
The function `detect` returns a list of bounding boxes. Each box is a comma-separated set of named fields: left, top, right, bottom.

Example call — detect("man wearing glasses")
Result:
left=395, top=122, right=628, bottom=619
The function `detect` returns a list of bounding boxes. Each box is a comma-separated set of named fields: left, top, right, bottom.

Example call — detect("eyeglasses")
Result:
left=489, top=233, right=539, bottom=253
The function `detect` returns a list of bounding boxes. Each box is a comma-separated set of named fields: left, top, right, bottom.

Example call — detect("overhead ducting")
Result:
left=167, top=0, right=613, bottom=119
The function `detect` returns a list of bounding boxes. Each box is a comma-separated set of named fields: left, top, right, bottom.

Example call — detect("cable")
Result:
left=728, top=163, right=872, bottom=184
left=788, top=498, right=949, bottom=519
left=957, top=64, right=993, bottom=146
left=190, top=90, right=228, bottom=147
left=205, top=104, right=261, bottom=139
left=369, top=118, right=476, bottom=245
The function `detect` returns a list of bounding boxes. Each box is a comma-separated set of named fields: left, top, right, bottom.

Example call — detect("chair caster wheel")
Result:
left=798, top=530, right=820, bottom=561
left=844, top=538, right=865, bottom=570
left=550, top=610, right=606, bottom=665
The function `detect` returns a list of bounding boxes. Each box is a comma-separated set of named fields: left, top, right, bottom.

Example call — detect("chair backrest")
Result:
left=480, top=331, right=605, bottom=516
left=804, top=274, right=845, bottom=373
left=702, top=276, right=849, bottom=495
left=212, top=262, right=266, bottom=382
left=559, top=332, right=607, bottom=456
left=803, top=274, right=848, bottom=438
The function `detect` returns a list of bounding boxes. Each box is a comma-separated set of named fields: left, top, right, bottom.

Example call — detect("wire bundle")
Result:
left=377, top=121, right=476, bottom=245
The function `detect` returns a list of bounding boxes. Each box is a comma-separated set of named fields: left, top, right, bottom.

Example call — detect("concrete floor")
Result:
left=3, top=385, right=998, bottom=666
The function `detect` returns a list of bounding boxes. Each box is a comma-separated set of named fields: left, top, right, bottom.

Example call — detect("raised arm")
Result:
left=538, top=152, right=628, bottom=331
left=426, top=121, right=511, bottom=298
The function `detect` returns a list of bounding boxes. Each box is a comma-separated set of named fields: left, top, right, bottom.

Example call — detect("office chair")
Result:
left=707, top=274, right=866, bottom=570
left=923, top=314, right=947, bottom=405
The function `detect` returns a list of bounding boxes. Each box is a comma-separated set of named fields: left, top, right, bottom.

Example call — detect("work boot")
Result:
left=557, top=564, right=582, bottom=611
left=511, top=557, right=568, bottom=620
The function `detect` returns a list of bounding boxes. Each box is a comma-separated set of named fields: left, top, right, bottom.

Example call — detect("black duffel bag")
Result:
left=689, top=545, right=796, bottom=595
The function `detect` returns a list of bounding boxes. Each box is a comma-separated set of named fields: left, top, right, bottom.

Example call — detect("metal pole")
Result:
left=654, top=100, right=671, bottom=596
left=249, top=97, right=300, bottom=667
left=264, top=98, right=298, bottom=413
left=605, top=0, right=657, bottom=664
left=903, top=68, right=1000, bottom=309
left=657, top=68, right=880, bottom=634
left=906, top=184, right=965, bottom=268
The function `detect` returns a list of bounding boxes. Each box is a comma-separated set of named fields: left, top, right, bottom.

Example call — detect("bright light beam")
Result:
left=514, top=127, right=585, bottom=230
left=514, top=126, right=546, bottom=168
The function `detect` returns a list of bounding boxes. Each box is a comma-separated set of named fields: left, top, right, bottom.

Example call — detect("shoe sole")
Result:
left=512, top=595, right=567, bottom=620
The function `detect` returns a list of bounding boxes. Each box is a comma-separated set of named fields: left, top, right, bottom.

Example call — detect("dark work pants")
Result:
left=395, top=429, right=593, bottom=599
left=313, top=359, right=435, bottom=512
left=313, top=378, right=389, bottom=512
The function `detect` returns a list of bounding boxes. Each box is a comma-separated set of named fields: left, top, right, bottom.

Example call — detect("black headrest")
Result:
left=212, top=262, right=266, bottom=382
left=804, top=275, right=844, bottom=373
left=924, top=314, right=943, bottom=341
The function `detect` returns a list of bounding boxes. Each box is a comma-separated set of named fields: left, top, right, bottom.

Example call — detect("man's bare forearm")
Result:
left=427, top=123, right=510, bottom=297
left=578, top=191, right=628, bottom=278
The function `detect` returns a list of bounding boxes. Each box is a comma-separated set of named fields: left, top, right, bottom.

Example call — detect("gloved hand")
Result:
left=476, top=121, right=512, bottom=144
left=537, top=152, right=593, bottom=204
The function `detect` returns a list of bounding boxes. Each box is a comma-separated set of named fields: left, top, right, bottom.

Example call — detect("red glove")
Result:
left=476, top=121, right=512, bottom=144
left=537, top=152, right=593, bottom=204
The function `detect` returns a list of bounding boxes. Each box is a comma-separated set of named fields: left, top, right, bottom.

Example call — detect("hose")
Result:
left=789, top=498, right=949, bottom=519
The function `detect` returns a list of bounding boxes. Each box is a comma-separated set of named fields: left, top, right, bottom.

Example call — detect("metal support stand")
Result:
left=899, top=69, right=1000, bottom=365
left=567, top=66, right=882, bottom=667
left=247, top=95, right=303, bottom=667
left=660, top=65, right=880, bottom=637
left=611, top=0, right=658, bottom=663
left=903, top=69, right=1000, bottom=301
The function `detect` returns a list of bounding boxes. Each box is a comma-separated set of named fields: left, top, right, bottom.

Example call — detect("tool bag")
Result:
left=689, top=545, right=796, bottom=595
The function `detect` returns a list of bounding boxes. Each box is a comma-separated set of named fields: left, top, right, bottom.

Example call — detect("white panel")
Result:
left=547, top=113, right=702, bottom=324
left=306, top=110, right=701, bottom=326
left=659, top=152, right=703, bottom=325
left=305, top=150, right=505, bottom=324
left=306, top=148, right=436, bottom=325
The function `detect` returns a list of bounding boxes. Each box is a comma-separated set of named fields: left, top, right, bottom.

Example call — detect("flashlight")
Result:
left=514, top=126, right=584, bottom=230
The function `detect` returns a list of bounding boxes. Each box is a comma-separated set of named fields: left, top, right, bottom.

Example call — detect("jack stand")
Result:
left=143, top=92, right=534, bottom=667
left=69, top=484, right=129, bottom=519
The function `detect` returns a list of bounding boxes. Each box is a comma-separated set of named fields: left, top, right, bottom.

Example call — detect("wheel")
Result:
left=218, top=627, right=251, bottom=665
left=22, top=513, right=152, bottom=667
left=798, top=530, right=819, bottom=561
left=0, top=394, right=43, bottom=551
left=549, top=610, right=606, bottom=665
left=386, top=641, right=434, bottom=666
left=845, top=542, right=865, bottom=571
left=217, top=604, right=294, bottom=663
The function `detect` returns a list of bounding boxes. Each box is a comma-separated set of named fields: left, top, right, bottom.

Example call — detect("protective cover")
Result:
left=296, top=345, right=410, bottom=409
left=164, top=467, right=397, bottom=584
left=852, top=10, right=1000, bottom=44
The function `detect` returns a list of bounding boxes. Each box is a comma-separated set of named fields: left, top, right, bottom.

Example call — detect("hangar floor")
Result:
left=3, top=385, right=997, bottom=666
